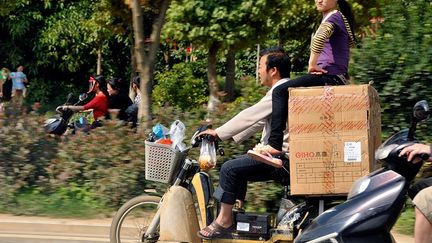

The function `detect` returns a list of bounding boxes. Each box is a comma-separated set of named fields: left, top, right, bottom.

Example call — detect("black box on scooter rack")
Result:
left=288, top=84, right=381, bottom=195
left=234, top=212, right=274, bottom=240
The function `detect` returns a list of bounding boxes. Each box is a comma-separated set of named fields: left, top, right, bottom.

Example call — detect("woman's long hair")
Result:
left=338, top=0, right=355, bottom=38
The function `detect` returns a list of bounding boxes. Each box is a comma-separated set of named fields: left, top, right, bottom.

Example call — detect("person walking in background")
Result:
left=0, top=67, right=10, bottom=99
left=107, top=77, right=133, bottom=122
left=9, top=65, right=28, bottom=105
left=0, top=68, right=10, bottom=100
left=125, top=75, right=141, bottom=127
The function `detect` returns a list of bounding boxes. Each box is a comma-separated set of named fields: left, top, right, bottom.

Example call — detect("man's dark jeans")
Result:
left=213, top=154, right=289, bottom=205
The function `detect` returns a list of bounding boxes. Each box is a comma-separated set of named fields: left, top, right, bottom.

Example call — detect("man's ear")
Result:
left=270, top=67, right=278, bottom=77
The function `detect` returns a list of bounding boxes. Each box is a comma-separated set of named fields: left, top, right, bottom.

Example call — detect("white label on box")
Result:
left=344, top=142, right=361, bottom=162
left=237, top=222, right=250, bottom=231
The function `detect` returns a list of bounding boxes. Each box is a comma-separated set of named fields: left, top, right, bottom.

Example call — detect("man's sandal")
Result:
left=197, top=221, right=235, bottom=240
left=247, top=150, right=283, bottom=168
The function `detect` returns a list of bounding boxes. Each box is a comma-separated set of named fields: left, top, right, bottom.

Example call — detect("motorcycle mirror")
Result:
left=79, top=93, right=88, bottom=101
left=65, top=93, right=73, bottom=103
left=413, top=100, right=429, bottom=121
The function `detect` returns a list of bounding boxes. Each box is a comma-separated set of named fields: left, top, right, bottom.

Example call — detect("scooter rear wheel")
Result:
left=110, top=195, right=161, bottom=243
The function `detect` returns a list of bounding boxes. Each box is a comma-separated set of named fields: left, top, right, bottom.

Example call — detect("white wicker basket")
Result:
left=144, top=141, right=185, bottom=183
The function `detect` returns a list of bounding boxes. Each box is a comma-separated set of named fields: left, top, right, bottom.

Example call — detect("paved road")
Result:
left=0, top=214, right=414, bottom=243
left=0, top=214, right=110, bottom=243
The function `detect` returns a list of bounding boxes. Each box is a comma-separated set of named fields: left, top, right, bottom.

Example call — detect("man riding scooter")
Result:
left=197, top=46, right=291, bottom=239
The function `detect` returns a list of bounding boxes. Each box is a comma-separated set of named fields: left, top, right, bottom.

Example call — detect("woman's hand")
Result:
left=308, top=52, right=328, bottom=75
left=399, top=143, right=432, bottom=163
left=308, top=64, right=328, bottom=75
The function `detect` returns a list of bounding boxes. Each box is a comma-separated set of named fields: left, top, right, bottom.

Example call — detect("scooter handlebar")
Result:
left=55, top=106, right=64, bottom=113
left=418, top=153, right=430, bottom=161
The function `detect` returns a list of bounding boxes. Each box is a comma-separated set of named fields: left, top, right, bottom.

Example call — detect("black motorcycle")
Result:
left=44, top=93, right=90, bottom=135
left=294, top=100, right=430, bottom=243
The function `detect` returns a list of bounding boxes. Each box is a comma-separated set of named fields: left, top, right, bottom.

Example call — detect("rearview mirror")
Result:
left=413, top=100, right=429, bottom=121
left=65, top=93, right=73, bottom=103
left=79, top=93, right=88, bottom=101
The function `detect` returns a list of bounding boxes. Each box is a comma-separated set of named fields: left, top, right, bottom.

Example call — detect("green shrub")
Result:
left=0, top=74, right=286, bottom=215
left=0, top=105, right=58, bottom=193
left=153, top=62, right=208, bottom=110
left=0, top=105, right=60, bottom=212
left=350, top=0, right=432, bottom=181
left=351, top=0, right=432, bottom=138
left=47, top=121, right=160, bottom=208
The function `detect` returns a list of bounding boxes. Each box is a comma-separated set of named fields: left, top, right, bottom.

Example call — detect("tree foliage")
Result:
left=351, top=0, right=432, bottom=135
left=164, top=0, right=295, bottom=112
left=0, top=0, right=132, bottom=106
left=165, top=0, right=285, bottom=48
left=153, top=62, right=208, bottom=110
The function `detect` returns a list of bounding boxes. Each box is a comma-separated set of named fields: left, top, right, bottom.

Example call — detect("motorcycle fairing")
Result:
left=294, top=170, right=405, bottom=243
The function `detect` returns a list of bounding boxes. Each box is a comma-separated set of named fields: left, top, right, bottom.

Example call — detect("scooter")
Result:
left=110, top=101, right=430, bottom=243
left=44, top=93, right=90, bottom=135
left=294, top=100, right=430, bottom=243
left=110, top=125, right=346, bottom=243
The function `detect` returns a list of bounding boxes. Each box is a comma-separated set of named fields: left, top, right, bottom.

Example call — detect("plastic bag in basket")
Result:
left=153, top=123, right=169, bottom=140
left=199, top=139, right=217, bottom=170
left=169, top=120, right=187, bottom=152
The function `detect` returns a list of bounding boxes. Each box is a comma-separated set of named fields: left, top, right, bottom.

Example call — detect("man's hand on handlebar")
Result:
left=56, top=106, right=68, bottom=112
left=399, top=143, right=432, bottom=163
left=197, top=129, right=219, bottom=140
left=57, top=105, right=70, bottom=110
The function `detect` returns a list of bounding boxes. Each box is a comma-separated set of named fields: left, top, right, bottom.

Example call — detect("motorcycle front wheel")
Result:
left=110, top=195, right=161, bottom=243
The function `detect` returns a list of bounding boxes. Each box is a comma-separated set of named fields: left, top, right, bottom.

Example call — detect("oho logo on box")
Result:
left=295, top=151, right=329, bottom=159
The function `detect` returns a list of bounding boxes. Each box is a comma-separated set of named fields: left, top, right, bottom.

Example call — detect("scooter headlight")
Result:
left=347, top=176, right=370, bottom=199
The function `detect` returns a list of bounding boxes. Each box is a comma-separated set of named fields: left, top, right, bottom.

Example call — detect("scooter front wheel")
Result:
left=110, top=195, right=162, bottom=243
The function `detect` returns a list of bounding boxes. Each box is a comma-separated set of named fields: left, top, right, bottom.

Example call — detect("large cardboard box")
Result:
left=288, top=84, right=381, bottom=195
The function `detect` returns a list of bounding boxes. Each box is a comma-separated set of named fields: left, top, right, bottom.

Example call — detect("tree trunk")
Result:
left=256, top=44, right=260, bottom=84
left=131, top=0, right=170, bottom=132
left=207, top=42, right=220, bottom=116
left=129, top=39, right=137, bottom=100
left=224, top=46, right=236, bottom=102
left=140, top=0, right=170, bottom=131
left=131, top=0, right=147, bottom=131
left=96, top=48, right=102, bottom=75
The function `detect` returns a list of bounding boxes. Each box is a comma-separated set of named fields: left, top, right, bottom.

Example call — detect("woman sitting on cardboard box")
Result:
left=249, top=0, right=356, bottom=164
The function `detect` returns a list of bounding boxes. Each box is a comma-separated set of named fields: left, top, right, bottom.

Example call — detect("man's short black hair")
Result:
left=259, top=46, right=291, bottom=79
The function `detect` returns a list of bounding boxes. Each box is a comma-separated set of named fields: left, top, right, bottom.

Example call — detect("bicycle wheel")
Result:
left=110, top=195, right=162, bottom=243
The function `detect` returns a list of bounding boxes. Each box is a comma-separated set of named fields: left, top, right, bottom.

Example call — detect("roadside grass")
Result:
left=0, top=189, right=111, bottom=218
left=394, top=204, right=415, bottom=236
